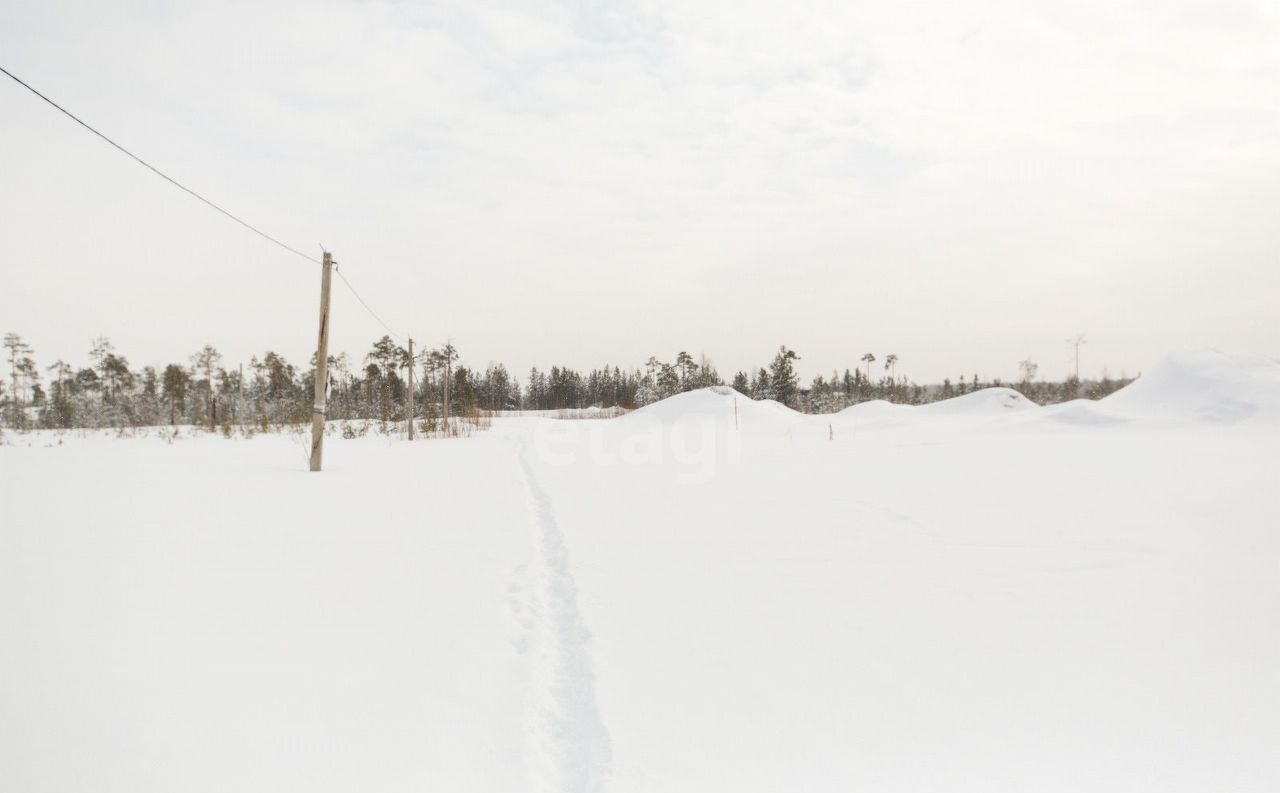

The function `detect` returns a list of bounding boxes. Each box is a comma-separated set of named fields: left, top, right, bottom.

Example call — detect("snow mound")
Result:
left=835, top=389, right=1033, bottom=421
left=754, top=398, right=806, bottom=418
left=1102, top=349, right=1280, bottom=423
left=836, top=399, right=910, bottom=419
left=623, top=387, right=802, bottom=425
left=1039, top=400, right=1131, bottom=427
left=624, top=387, right=740, bottom=420
left=917, top=387, right=1037, bottom=415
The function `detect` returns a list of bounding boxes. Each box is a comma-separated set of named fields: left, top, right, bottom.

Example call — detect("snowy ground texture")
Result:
left=2, top=349, right=1278, bottom=792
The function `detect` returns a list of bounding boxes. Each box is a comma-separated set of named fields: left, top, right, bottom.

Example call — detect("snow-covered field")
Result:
left=2, top=349, right=1278, bottom=792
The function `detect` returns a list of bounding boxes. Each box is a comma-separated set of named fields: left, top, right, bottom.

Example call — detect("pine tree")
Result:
left=656, top=363, right=679, bottom=398
left=4, top=333, right=33, bottom=427
left=750, top=367, right=770, bottom=399
left=162, top=364, right=190, bottom=425
left=190, top=345, right=223, bottom=429
left=675, top=351, right=696, bottom=388
left=861, top=352, right=876, bottom=385
left=768, top=346, right=801, bottom=407
left=45, top=360, right=75, bottom=428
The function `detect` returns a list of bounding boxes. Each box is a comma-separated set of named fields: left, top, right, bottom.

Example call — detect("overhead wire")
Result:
left=0, top=64, right=320, bottom=266
left=333, top=264, right=403, bottom=342
left=1, top=63, right=408, bottom=343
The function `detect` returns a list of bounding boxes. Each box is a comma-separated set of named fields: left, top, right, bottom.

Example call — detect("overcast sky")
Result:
left=2, top=0, right=1277, bottom=384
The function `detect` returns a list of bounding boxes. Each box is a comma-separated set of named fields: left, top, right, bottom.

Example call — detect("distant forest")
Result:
left=2, top=332, right=1135, bottom=431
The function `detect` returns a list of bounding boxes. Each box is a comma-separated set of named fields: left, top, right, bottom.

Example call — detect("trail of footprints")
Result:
left=512, top=442, right=612, bottom=793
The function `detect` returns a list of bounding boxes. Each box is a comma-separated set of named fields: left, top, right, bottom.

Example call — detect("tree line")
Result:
left=2, top=332, right=1134, bottom=431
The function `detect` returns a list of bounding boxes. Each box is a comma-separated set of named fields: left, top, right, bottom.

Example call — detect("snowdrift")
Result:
left=614, top=349, right=1279, bottom=432
left=621, top=386, right=804, bottom=427
left=833, top=388, right=1034, bottom=425
left=916, top=386, right=1035, bottom=415
left=834, top=399, right=909, bottom=420
left=1037, top=399, right=1132, bottom=427
left=1102, top=349, right=1280, bottom=423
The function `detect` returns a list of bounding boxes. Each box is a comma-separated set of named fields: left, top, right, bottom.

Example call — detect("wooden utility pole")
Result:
left=407, top=337, right=415, bottom=440
left=310, top=252, right=334, bottom=472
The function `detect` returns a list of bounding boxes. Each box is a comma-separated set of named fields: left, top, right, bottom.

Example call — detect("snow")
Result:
left=0, top=430, right=531, bottom=791
left=2, top=349, right=1279, bottom=792
left=915, top=385, right=1035, bottom=414
left=497, top=406, right=628, bottom=420
left=1101, top=348, right=1280, bottom=423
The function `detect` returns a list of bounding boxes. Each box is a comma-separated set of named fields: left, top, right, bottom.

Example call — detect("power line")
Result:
left=0, top=64, right=320, bottom=265
left=2, top=63, right=408, bottom=343
left=334, top=265, right=404, bottom=342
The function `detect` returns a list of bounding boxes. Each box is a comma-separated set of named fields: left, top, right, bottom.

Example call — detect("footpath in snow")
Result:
left=513, top=439, right=612, bottom=792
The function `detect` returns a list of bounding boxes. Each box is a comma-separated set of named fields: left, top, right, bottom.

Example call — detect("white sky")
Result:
left=2, top=0, right=1278, bottom=384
